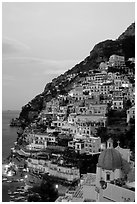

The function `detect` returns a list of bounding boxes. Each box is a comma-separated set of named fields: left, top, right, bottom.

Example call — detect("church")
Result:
left=95, top=138, right=135, bottom=202
left=56, top=138, right=135, bottom=202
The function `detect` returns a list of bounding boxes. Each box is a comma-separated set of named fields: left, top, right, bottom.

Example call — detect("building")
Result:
left=115, top=142, right=131, bottom=163
left=76, top=115, right=107, bottom=127
left=84, top=137, right=101, bottom=155
left=26, top=133, right=56, bottom=150
left=48, top=161, right=80, bottom=183
left=88, top=104, right=108, bottom=116
left=68, top=137, right=101, bottom=155
left=95, top=139, right=135, bottom=202
left=27, top=158, right=80, bottom=183
left=55, top=173, right=96, bottom=202
left=127, top=106, right=135, bottom=123
left=112, top=97, right=123, bottom=110
left=109, top=55, right=125, bottom=67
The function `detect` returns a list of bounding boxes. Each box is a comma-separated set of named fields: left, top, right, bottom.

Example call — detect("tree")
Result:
left=28, top=176, right=58, bottom=202
left=121, top=159, right=131, bottom=177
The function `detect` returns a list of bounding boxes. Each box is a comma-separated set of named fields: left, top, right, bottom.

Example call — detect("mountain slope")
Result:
left=19, top=23, right=135, bottom=123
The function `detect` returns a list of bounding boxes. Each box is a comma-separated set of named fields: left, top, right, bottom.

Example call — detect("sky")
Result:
left=2, top=2, right=135, bottom=110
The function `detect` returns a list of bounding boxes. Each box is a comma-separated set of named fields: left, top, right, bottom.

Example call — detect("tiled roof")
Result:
left=73, top=186, right=83, bottom=198
left=82, top=173, right=96, bottom=186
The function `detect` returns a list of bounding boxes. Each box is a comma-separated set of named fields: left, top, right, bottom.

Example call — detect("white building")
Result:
left=126, top=106, right=135, bottom=123
left=112, top=97, right=123, bottom=110
left=109, top=55, right=125, bottom=67
left=95, top=139, right=135, bottom=202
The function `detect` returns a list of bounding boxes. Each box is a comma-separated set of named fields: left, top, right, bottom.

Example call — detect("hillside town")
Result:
left=5, top=54, right=135, bottom=202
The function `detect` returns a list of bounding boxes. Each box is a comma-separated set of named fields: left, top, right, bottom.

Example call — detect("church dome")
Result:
left=98, top=148, right=123, bottom=170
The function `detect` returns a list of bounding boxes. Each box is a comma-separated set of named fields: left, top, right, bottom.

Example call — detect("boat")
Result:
left=16, top=188, right=22, bottom=191
left=13, top=192, right=19, bottom=195
left=10, top=196, right=15, bottom=198
left=2, top=178, right=8, bottom=182
left=18, top=192, right=25, bottom=195
left=8, top=191, right=12, bottom=195
left=19, top=178, right=24, bottom=182
left=14, top=196, right=25, bottom=200
left=6, top=180, right=12, bottom=183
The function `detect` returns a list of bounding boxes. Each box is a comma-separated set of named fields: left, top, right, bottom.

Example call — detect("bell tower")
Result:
left=107, top=138, right=113, bottom=149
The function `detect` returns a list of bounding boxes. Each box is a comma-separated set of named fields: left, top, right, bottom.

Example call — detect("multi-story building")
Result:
left=26, top=133, right=56, bottom=147
left=109, top=55, right=125, bottom=67
left=68, top=137, right=101, bottom=155
left=112, top=97, right=123, bottom=110
left=99, top=83, right=114, bottom=95
left=47, top=162, right=80, bottom=183
left=84, top=137, right=101, bottom=155
left=76, top=115, right=107, bottom=127
left=87, top=104, right=108, bottom=116
left=27, top=158, right=80, bottom=183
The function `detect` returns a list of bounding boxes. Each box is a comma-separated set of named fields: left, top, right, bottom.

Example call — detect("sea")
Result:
left=2, top=110, right=20, bottom=202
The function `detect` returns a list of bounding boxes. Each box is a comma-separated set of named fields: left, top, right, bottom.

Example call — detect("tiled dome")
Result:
left=98, top=148, right=123, bottom=170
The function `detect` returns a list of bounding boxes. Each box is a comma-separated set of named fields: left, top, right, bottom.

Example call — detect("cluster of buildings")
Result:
left=56, top=139, right=135, bottom=202
left=27, top=157, right=80, bottom=183
left=14, top=54, right=135, bottom=201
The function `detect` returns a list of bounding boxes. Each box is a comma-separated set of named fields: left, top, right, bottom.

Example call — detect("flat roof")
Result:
left=76, top=115, right=106, bottom=121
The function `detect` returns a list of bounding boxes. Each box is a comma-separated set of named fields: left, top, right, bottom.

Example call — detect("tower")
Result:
left=107, top=138, right=113, bottom=149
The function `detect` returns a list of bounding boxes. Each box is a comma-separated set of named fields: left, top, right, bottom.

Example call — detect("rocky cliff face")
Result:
left=19, top=23, right=135, bottom=123
left=118, top=22, right=135, bottom=40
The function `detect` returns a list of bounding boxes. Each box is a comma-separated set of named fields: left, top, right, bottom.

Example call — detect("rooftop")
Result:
left=81, top=173, right=96, bottom=186
left=77, top=115, right=107, bottom=121
left=73, top=186, right=83, bottom=199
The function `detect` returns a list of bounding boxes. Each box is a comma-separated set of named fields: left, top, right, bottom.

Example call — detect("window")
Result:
left=106, top=173, right=110, bottom=181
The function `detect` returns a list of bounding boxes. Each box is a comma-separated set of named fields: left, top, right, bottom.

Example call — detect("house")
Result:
left=94, top=72, right=108, bottom=84
left=115, top=143, right=131, bottom=163
left=84, top=137, right=101, bottom=155
left=68, top=113, right=77, bottom=124
left=48, top=161, right=80, bottom=183
left=68, top=137, right=101, bottom=155
left=27, top=158, right=49, bottom=174
left=114, top=79, right=122, bottom=90
left=72, top=123, right=92, bottom=138
left=99, top=62, right=108, bottom=70
left=74, top=140, right=85, bottom=154
left=113, top=90, right=123, bottom=97
left=26, top=141, right=47, bottom=151
left=27, top=133, right=56, bottom=147
left=112, top=97, right=123, bottom=110
left=68, top=86, right=83, bottom=98
left=76, top=115, right=107, bottom=127
left=99, top=83, right=113, bottom=95
left=87, top=104, right=108, bottom=116
left=126, top=106, right=135, bottom=123
left=27, top=158, right=80, bottom=183
left=59, top=106, right=67, bottom=114
left=109, top=55, right=125, bottom=67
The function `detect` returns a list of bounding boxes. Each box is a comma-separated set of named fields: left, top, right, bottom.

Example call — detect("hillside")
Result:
left=19, top=23, right=135, bottom=123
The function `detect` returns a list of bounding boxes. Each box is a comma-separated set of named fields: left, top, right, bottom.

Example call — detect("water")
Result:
left=2, top=110, right=20, bottom=202
left=2, top=110, right=20, bottom=162
left=2, top=110, right=68, bottom=201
